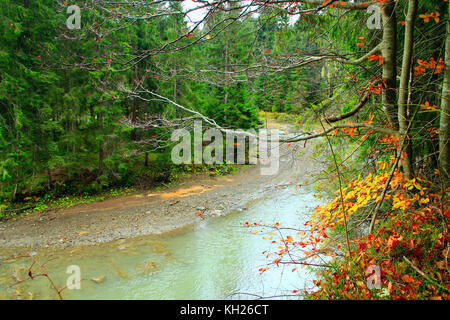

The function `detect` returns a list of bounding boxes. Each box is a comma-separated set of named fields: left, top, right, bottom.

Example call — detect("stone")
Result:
left=10, top=266, right=27, bottom=282
left=209, top=209, right=222, bottom=217
left=111, top=263, right=128, bottom=279
left=148, top=241, right=171, bottom=256
left=91, top=275, right=106, bottom=283
left=136, top=260, right=158, bottom=276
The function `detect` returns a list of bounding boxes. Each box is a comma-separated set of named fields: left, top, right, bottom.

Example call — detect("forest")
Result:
left=0, top=0, right=449, bottom=301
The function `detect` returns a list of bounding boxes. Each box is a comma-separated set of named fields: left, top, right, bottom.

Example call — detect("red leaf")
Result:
left=402, top=274, right=414, bottom=283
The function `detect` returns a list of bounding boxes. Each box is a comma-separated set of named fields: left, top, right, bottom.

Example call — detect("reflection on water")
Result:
left=0, top=186, right=326, bottom=300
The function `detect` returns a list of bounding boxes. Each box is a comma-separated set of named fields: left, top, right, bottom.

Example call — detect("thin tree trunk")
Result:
left=173, top=18, right=179, bottom=115
left=224, top=41, right=229, bottom=105
left=47, top=167, right=52, bottom=190
left=397, top=0, right=417, bottom=179
left=439, top=4, right=450, bottom=181
left=98, top=112, right=104, bottom=174
left=173, top=72, right=177, bottom=103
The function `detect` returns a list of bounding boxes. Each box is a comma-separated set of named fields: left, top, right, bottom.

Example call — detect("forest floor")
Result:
left=0, top=121, right=325, bottom=249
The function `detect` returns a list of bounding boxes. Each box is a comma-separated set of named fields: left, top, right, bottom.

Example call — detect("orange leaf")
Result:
left=402, top=274, right=414, bottom=283
left=259, top=267, right=269, bottom=274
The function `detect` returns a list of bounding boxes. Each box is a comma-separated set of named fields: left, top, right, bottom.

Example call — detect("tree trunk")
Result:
left=439, top=4, right=450, bottom=181
left=173, top=73, right=178, bottom=102
left=381, top=0, right=399, bottom=131
left=98, top=112, right=104, bottom=174
left=224, top=90, right=229, bottom=105
left=397, top=0, right=417, bottom=179
left=224, top=40, right=229, bottom=105
left=47, top=167, right=52, bottom=190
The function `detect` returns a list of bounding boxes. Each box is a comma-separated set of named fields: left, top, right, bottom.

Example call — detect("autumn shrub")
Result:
left=308, top=174, right=449, bottom=300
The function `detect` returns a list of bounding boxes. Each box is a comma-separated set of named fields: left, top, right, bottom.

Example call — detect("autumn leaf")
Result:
left=434, top=12, right=440, bottom=23
left=368, top=54, right=384, bottom=65
left=419, top=14, right=430, bottom=22
left=419, top=12, right=439, bottom=23
left=420, top=101, right=438, bottom=111
left=259, top=267, right=269, bottom=274
left=402, top=274, right=414, bottom=283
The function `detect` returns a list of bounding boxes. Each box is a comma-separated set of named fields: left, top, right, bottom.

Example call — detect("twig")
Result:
left=403, top=256, right=450, bottom=293
left=368, top=150, right=403, bottom=233
left=7, top=252, right=81, bottom=300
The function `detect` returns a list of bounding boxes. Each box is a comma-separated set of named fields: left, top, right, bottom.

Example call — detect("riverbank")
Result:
left=0, top=135, right=324, bottom=249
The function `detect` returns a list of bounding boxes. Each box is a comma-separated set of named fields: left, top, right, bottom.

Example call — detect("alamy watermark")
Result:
left=367, top=4, right=382, bottom=30
left=66, top=265, right=81, bottom=290
left=366, top=265, right=381, bottom=289
left=66, top=4, right=81, bottom=30
left=170, top=121, right=280, bottom=175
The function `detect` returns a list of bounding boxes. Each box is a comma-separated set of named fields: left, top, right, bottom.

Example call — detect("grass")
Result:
left=258, top=110, right=299, bottom=125
left=1, top=187, right=135, bottom=219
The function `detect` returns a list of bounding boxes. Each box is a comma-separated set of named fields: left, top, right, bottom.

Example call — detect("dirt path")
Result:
left=0, top=124, right=323, bottom=249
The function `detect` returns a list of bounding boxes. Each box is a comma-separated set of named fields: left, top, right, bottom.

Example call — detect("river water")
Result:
left=0, top=184, right=327, bottom=300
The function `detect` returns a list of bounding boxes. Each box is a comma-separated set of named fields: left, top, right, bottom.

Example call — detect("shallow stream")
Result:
left=0, top=185, right=326, bottom=300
